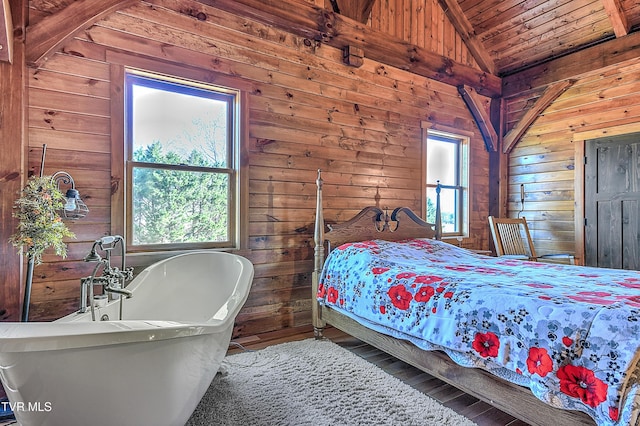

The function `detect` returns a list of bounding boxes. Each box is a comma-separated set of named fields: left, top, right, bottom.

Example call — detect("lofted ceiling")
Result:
left=2, top=0, right=640, bottom=80
left=328, top=0, right=640, bottom=77
left=449, top=0, right=639, bottom=76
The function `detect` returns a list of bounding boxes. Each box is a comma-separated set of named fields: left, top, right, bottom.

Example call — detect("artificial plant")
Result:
left=9, top=175, right=76, bottom=321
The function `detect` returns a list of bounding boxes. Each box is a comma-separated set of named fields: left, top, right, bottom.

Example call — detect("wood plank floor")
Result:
left=229, top=325, right=531, bottom=426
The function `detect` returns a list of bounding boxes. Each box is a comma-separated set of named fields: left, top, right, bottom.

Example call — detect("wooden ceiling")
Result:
left=2, top=0, right=640, bottom=80
left=330, top=0, right=640, bottom=77
left=454, top=0, right=638, bottom=76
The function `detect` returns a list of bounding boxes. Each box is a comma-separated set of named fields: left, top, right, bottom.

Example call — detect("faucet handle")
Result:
left=123, top=267, right=134, bottom=281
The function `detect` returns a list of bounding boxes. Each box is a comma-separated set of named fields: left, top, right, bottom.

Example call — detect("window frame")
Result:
left=423, top=128, right=470, bottom=238
left=110, top=61, right=247, bottom=256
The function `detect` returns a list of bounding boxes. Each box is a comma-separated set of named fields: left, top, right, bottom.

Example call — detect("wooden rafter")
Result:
left=23, top=0, right=501, bottom=96
left=26, top=0, right=136, bottom=67
left=333, top=0, right=376, bottom=24
left=0, top=0, right=12, bottom=63
left=458, top=85, right=498, bottom=151
left=601, top=0, right=629, bottom=37
left=502, top=80, right=575, bottom=154
left=328, top=0, right=340, bottom=13
left=437, top=0, right=495, bottom=74
left=197, top=0, right=501, bottom=97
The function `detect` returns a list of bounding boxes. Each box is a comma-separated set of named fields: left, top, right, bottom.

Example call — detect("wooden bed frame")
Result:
left=311, top=170, right=594, bottom=426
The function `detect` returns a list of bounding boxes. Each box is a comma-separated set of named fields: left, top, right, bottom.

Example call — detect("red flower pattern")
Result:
left=319, top=238, right=640, bottom=422
left=414, top=286, right=435, bottom=303
left=617, top=277, right=640, bottom=289
left=413, top=275, right=443, bottom=284
left=338, top=241, right=380, bottom=251
left=317, top=283, right=326, bottom=298
left=472, top=332, right=500, bottom=358
left=397, top=272, right=417, bottom=279
left=446, top=265, right=501, bottom=274
left=568, top=294, right=616, bottom=305
left=557, top=365, right=608, bottom=408
left=526, top=283, right=554, bottom=289
left=387, top=284, right=412, bottom=310
left=327, top=286, right=339, bottom=304
left=609, top=406, right=619, bottom=421
left=526, top=347, right=553, bottom=377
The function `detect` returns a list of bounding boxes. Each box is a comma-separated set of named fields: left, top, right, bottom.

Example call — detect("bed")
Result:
left=311, top=171, right=640, bottom=426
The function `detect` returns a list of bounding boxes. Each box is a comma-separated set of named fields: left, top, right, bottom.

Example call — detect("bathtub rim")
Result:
left=0, top=320, right=228, bottom=353
left=0, top=251, right=254, bottom=353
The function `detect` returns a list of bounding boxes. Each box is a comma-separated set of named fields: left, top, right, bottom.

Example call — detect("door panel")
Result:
left=623, top=200, right=640, bottom=270
left=585, top=134, right=640, bottom=269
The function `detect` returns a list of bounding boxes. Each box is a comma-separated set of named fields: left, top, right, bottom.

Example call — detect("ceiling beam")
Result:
left=502, top=30, right=640, bottom=97
left=24, top=0, right=501, bottom=96
left=601, top=0, right=629, bottom=37
left=198, top=0, right=501, bottom=97
left=328, top=0, right=340, bottom=13
left=502, top=80, right=575, bottom=153
left=26, top=0, right=136, bottom=67
left=437, top=0, right=495, bottom=75
left=458, top=85, right=497, bottom=151
left=333, top=0, right=376, bottom=24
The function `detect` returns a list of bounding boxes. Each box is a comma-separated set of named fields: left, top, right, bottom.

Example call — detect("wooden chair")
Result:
left=488, top=216, right=575, bottom=264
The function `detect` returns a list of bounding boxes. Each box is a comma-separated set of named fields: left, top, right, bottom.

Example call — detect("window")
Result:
left=124, top=69, right=239, bottom=251
left=425, top=130, right=469, bottom=236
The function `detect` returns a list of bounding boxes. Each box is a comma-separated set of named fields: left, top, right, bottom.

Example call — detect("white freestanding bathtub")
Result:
left=0, top=251, right=254, bottom=426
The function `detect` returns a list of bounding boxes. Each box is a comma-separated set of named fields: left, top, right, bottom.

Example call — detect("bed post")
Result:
left=435, top=181, right=442, bottom=240
left=312, top=169, right=327, bottom=339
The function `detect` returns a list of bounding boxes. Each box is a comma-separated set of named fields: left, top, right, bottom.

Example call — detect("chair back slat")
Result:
left=488, top=216, right=575, bottom=264
left=488, top=216, right=537, bottom=260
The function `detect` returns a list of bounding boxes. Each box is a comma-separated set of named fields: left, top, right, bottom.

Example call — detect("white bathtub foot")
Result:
left=217, top=361, right=229, bottom=377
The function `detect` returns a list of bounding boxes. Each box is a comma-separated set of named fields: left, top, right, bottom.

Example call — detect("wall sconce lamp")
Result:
left=40, top=144, right=89, bottom=220
left=52, top=170, right=89, bottom=219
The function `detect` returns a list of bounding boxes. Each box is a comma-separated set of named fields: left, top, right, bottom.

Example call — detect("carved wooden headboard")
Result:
left=311, top=169, right=442, bottom=336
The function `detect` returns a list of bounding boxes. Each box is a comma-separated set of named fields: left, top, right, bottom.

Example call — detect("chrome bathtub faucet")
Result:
left=79, top=235, right=134, bottom=320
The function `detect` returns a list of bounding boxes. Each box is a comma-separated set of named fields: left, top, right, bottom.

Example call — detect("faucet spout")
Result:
left=104, top=285, right=133, bottom=298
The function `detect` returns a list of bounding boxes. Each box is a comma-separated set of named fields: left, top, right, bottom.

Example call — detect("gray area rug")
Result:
left=186, top=338, right=477, bottom=426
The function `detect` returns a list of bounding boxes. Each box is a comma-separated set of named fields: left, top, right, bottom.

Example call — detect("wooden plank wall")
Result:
left=503, top=60, right=640, bottom=263
left=22, top=0, right=489, bottom=336
left=368, top=0, right=478, bottom=69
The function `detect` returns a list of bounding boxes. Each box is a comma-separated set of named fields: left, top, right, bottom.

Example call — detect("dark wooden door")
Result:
left=585, top=133, right=640, bottom=269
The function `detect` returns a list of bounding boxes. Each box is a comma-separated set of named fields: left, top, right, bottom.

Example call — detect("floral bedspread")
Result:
left=317, top=238, right=640, bottom=426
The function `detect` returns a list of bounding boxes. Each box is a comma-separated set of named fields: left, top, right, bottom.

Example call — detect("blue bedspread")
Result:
left=317, top=238, right=640, bottom=425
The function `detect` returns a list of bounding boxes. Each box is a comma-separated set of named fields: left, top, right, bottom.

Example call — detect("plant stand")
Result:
left=21, top=254, right=34, bottom=322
